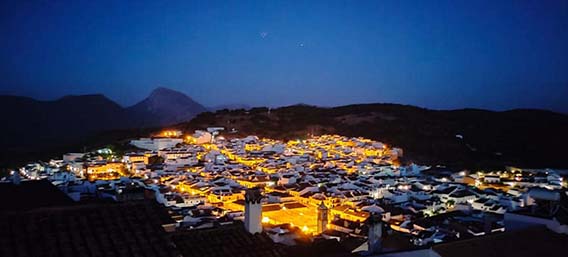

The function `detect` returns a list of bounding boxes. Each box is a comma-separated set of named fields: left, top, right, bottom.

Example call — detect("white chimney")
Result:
left=244, top=187, right=263, bottom=234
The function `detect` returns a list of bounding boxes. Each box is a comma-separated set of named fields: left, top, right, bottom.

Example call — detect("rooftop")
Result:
left=172, top=223, right=285, bottom=257
left=432, top=226, right=568, bottom=257
left=0, top=179, right=74, bottom=212
left=0, top=201, right=178, bottom=257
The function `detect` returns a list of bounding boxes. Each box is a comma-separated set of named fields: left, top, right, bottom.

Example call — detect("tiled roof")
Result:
left=283, top=202, right=307, bottom=209
left=432, top=226, right=568, bottom=257
left=172, top=223, right=285, bottom=257
left=263, top=204, right=284, bottom=212
left=0, top=180, right=74, bottom=212
left=0, top=201, right=179, bottom=257
left=284, top=238, right=354, bottom=257
left=449, top=190, right=475, bottom=198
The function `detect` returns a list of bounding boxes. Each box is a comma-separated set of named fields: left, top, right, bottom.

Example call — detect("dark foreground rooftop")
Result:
left=0, top=179, right=74, bottom=212
left=432, top=225, right=568, bottom=257
left=172, top=223, right=285, bottom=257
left=0, top=201, right=178, bottom=257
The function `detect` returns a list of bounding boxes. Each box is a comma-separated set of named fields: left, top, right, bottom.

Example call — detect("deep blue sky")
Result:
left=1, top=0, right=567, bottom=112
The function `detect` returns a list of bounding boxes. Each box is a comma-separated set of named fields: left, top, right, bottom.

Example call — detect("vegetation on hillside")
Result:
left=177, top=104, right=568, bottom=170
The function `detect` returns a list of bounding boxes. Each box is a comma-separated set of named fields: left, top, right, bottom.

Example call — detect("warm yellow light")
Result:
left=302, top=225, right=309, bottom=232
left=262, top=217, right=270, bottom=223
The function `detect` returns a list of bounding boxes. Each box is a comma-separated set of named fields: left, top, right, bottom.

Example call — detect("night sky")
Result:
left=1, top=0, right=567, bottom=112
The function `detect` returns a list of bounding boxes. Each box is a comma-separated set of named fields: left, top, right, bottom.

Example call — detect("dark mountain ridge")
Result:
left=127, top=87, right=207, bottom=127
left=0, top=94, right=130, bottom=149
left=0, top=88, right=206, bottom=160
left=177, top=103, right=568, bottom=169
left=2, top=93, right=567, bottom=171
left=208, top=103, right=251, bottom=112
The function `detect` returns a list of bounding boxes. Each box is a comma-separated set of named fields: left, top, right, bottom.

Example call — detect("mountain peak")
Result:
left=146, top=87, right=201, bottom=103
left=150, top=87, right=180, bottom=96
left=127, top=86, right=207, bottom=127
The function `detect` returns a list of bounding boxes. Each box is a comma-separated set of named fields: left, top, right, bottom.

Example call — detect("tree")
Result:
left=446, top=200, right=455, bottom=209
left=148, top=155, right=164, bottom=165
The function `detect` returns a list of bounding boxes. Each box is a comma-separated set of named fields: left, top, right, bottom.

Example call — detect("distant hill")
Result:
left=0, top=87, right=207, bottom=168
left=3, top=95, right=568, bottom=170
left=127, top=87, right=207, bottom=127
left=0, top=94, right=130, bottom=150
left=176, top=104, right=568, bottom=169
left=208, top=104, right=251, bottom=112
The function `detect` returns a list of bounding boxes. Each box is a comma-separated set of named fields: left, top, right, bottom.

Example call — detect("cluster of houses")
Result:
left=7, top=130, right=568, bottom=251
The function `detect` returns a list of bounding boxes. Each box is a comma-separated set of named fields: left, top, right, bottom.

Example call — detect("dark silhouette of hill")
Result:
left=177, top=104, right=568, bottom=169
left=2, top=96, right=567, bottom=171
left=0, top=94, right=130, bottom=150
left=127, top=87, right=206, bottom=127
left=208, top=103, right=251, bottom=112
left=0, top=88, right=207, bottom=169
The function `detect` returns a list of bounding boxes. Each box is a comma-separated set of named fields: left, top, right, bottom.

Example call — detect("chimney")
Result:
left=244, top=187, right=263, bottom=234
left=317, top=201, right=329, bottom=234
left=366, top=213, right=383, bottom=255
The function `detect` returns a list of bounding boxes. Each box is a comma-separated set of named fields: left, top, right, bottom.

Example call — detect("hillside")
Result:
left=0, top=94, right=130, bottom=150
left=0, top=88, right=206, bottom=148
left=127, top=87, right=207, bottom=127
left=3, top=99, right=567, bottom=171
left=0, top=88, right=207, bottom=169
left=176, top=104, right=568, bottom=169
